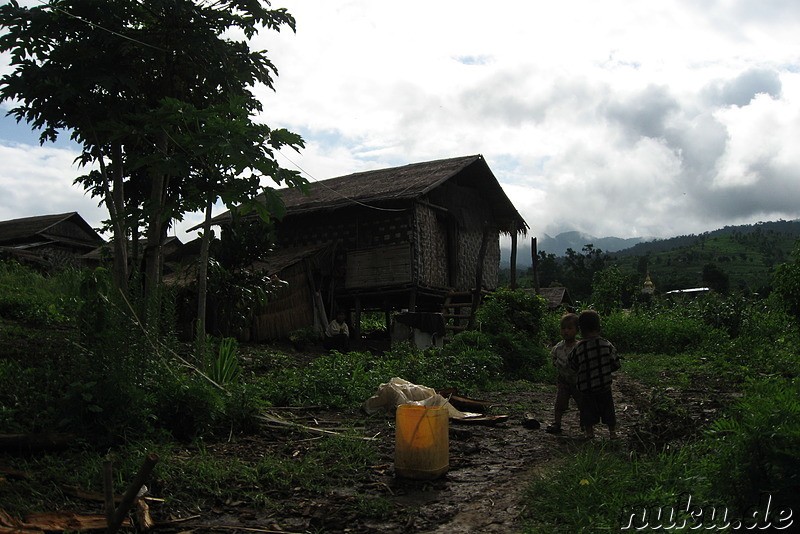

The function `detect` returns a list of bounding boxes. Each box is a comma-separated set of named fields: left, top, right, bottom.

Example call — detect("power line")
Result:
left=34, top=0, right=166, bottom=52
left=276, top=149, right=407, bottom=213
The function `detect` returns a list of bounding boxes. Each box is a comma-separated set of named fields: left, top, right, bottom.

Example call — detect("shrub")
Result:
left=203, top=337, right=241, bottom=386
left=474, top=288, right=549, bottom=378
left=772, top=241, right=800, bottom=319
left=590, top=264, right=637, bottom=314
left=603, top=309, right=721, bottom=355
left=0, top=261, right=79, bottom=325
left=703, top=378, right=800, bottom=515
left=153, top=375, right=224, bottom=440
left=419, top=335, right=503, bottom=392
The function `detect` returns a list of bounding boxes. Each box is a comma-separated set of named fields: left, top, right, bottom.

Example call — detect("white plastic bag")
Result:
left=362, top=377, right=466, bottom=418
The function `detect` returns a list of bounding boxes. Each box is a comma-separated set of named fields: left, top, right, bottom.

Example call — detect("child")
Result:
left=568, top=310, right=621, bottom=439
left=545, top=313, right=581, bottom=434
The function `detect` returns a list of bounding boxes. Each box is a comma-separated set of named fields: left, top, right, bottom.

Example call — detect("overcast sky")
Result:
left=2, top=0, right=800, bottom=243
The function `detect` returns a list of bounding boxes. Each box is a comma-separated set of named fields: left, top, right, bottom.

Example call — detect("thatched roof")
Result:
left=81, top=236, right=183, bottom=262
left=536, top=287, right=574, bottom=310
left=249, top=242, right=335, bottom=276
left=163, top=242, right=333, bottom=287
left=0, top=212, right=103, bottom=249
left=202, top=155, right=528, bottom=234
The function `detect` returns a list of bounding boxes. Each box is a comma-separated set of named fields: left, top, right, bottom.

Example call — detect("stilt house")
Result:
left=207, top=154, right=528, bottom=340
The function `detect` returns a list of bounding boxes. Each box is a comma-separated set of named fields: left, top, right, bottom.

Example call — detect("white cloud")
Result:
left=3, top=0, right=800, bottom=243
left=0, top=142, right=104, bottom=227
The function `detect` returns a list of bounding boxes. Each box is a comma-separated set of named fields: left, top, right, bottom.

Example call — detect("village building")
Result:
left=0, top=212, right=104, bottom=269
left=535, top=286, right=574, bottom=311
left=204, top=154, right=528, bottom=341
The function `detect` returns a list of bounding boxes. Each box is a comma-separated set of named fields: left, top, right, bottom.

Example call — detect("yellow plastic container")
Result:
left=394, top=404, right=449, bottom=479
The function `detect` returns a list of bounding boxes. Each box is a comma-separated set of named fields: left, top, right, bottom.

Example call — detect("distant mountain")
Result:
left=500, top=231, right=650, bottom=268
left=499, top=219, right=800, bottom=269
left=538, top=231, right=649, bottom=257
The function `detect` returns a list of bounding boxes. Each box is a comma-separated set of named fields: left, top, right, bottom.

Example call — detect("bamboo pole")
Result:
left=102, top=460, right=114, bottom=524
left=106, top=454, right=159, bottom=534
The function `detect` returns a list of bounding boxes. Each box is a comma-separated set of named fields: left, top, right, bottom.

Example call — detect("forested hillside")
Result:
left=501, top=219, right=800, bottom=297
left=611, top=224, right=800, bottom=293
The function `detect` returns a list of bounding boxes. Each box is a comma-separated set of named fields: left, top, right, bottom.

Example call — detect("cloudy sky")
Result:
left=2, top=0, right=800, bottom=243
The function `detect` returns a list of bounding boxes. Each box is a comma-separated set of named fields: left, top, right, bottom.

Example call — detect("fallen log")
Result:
left=256, top=413, right=377, bottom=441
left=436, top=388, right=496, bottom=413
left=0, top=509, right=130, bottom=533
left=0, top=463, right=29, bottom=480
left=134, top=498, right=154, bottom=533
left=0, top=509, right=42, bottom=534
left=24, top=511, right=130, bottom=532
left=0, top=527, right=44, bottom=534
left=0, top=434, right=76, bottom=453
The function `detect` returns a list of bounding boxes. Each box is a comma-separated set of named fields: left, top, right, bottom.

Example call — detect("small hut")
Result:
left=0, top=212, right=104, bottom=268
left=206, top=154, right=528, bottom=340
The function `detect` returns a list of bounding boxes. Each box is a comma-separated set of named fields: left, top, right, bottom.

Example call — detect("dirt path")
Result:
left=186, top=376, right=648, bottom=534
left=361, top=377, right=644, bottom=534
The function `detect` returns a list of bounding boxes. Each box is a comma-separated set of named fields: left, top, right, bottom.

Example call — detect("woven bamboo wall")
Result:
left=454, top=227, right=500, bottom=290
left=436, top=187, right=500, bottom=291
left=414, top=204, right=450, bottom=287
left=277, top=210, right=413, bottom=250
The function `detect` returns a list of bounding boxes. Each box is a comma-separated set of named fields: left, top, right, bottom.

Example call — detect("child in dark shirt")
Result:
left=568, top=310, right=621, bottom=439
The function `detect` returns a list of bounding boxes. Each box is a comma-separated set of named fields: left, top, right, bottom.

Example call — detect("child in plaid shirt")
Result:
left=568, top=310, right=621, bottom=439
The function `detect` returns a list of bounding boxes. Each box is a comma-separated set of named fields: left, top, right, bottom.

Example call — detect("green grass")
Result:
left=621, top=352, right=702, bottom=390
left=521, top=445, right=706, bottom=533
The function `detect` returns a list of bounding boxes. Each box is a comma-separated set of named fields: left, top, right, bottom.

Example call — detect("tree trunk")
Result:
left=195, top=197, right=214, bottom=352
left=96, top=142, right=128, bottom=294
left=0, top=433, right=76, bottom=452
left=143, top=132, right=170, bottom=324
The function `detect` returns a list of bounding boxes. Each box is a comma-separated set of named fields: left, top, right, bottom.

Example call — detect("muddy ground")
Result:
left=146, top=371, right=713, bottom=534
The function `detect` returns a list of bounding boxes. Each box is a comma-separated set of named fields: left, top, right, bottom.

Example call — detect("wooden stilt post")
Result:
left=468, top=227, right=490, bottom=329
left=532, top=237, right=540, bottom=293
left=353, top=297, right=362, bottom=342
left=509, top=222, right=518, bottom=289
left=102, top=459, right=114, bottom=524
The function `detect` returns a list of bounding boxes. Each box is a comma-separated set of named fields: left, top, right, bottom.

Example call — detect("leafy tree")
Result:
left=531, top=250, right=564, bottom=289
left=563, top=244, right=609, bottom=301
left=0, top=0, right=305, bottom=317
left=772, top=242, right=800, bottom=319
left=590, top=265, right=636, bottom=314
left=474, top=288, right=549, bottom=378
left=702, top=262, right=730, bottom=294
